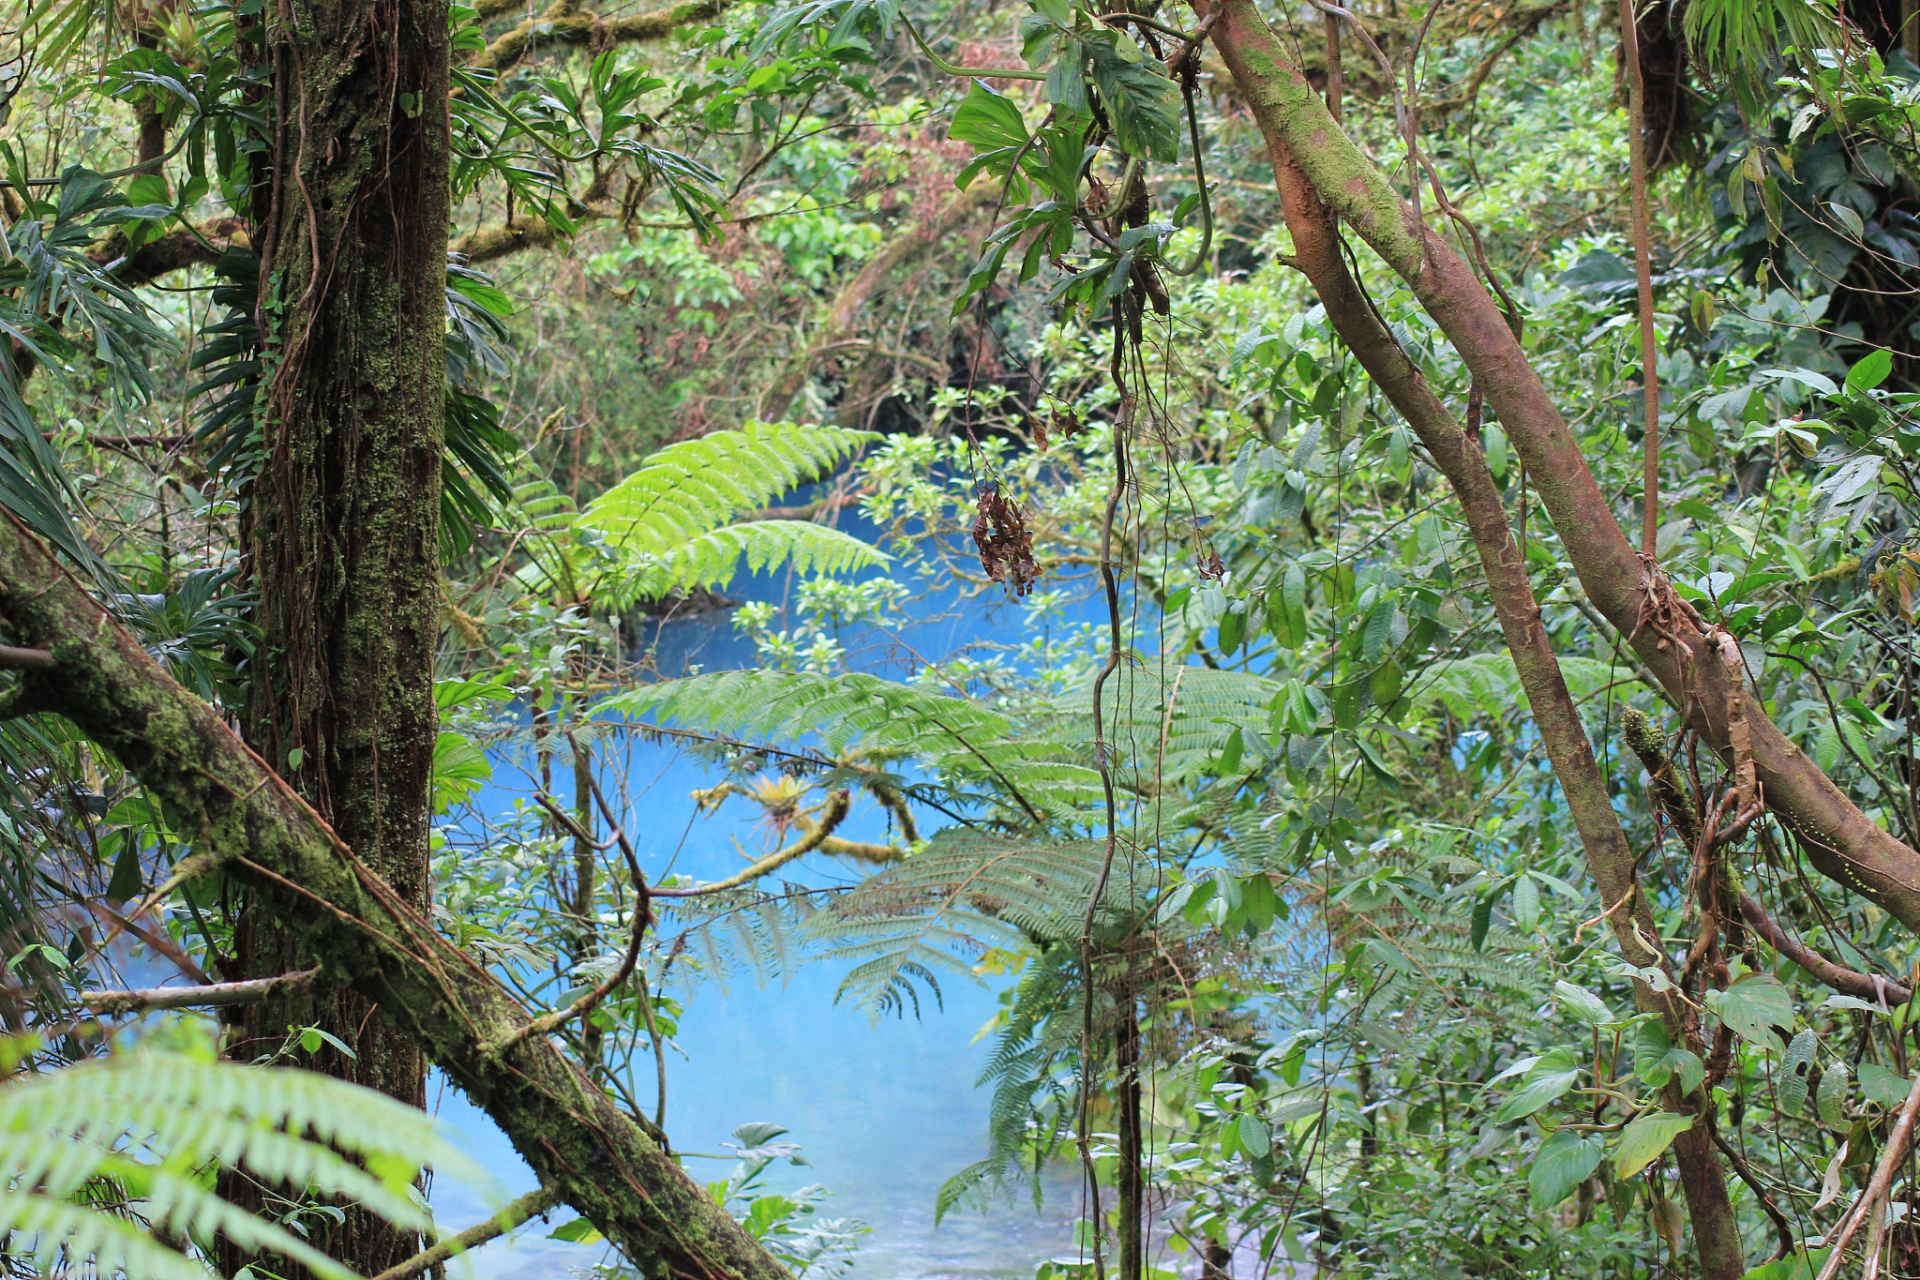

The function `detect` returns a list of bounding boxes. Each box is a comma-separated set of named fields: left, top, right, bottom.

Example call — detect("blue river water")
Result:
left=428, top=527, right=1113, bottom=1279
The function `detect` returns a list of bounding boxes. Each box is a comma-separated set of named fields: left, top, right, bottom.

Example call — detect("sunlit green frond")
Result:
left=0, top=1047, right=480, bottom=1280
left=580, top=421, right=876, bottom=558
left=805, top=829, right=1121, bottom=1017
left=624, top=519, right=889, bottom=599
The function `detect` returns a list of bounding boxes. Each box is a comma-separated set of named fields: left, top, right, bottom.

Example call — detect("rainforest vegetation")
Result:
left=9, top=0, right=1920, bottom=1274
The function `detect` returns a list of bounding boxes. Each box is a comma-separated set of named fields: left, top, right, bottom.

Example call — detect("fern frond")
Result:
left=806, top=829, right=1124, bottom=1017
left=607, top=668, right=995, bottom=748
left=626, top=520, right=889, bottom=599
left=1050, top=666, right=1276, bottom=782
left=609, top=671, right=1101, bottom=824
left=0, top=1048, right=477, bottom=1280
left=581, top=421, right=876, bottom=557
left=1420, top=652, right=1622, bottom=725
left=658, top=892, right=811, bottom=988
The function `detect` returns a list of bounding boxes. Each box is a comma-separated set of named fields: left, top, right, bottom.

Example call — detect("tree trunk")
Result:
left=223, top=0, right=450, bottom=1269
left=1197, top=0, right=1920, bottom=933
left=1198, top=5, right=1747, bottom=1271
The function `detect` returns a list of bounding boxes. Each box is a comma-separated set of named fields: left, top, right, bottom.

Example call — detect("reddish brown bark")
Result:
left=1201, top=5, right=1746, bottom=1271
left=1203, top=0, right=1920, bottom=938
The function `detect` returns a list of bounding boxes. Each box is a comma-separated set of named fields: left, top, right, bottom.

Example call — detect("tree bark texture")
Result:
left=227, top=0, right=450, bottom=1269
left=1200, top=0, right=1920, bottom=939
left=0, top=512, right=793, bottom=1280
left=1199, top=5, right=1746, bottom=1270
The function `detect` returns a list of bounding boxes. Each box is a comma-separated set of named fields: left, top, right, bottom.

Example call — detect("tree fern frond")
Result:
left=1420, top=653, right=1622, bottom=726
left=1049, top=666, right=1277, bottom=782
left=606, top=669, right=1010, bottom=757
left=0, top=1047, right=478, bottom=1280
left=624, top=520, right=889, bottom=600
left=581, top=421, right=876, bottom=557
left=656, top=893, right=813, bottom=988
left=806, top=829, right=1123, bottom=1017
left=934, top=1158, right=1005, bottom=1225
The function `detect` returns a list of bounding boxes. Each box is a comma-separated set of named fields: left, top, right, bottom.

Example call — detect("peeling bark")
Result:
left=0, top=512, right=792, bottom=1280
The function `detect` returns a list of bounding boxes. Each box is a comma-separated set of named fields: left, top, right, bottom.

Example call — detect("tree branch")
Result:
left=370, top=1186, right=563, bottom=1280
left=1202, top=0, right=1920, bottom=941
left=1198, top=5, right=1747, bottom=1272
left=473, top=0, right=731, bottom=72
left=0, top=645, right=53, bottom=669
left=650, top=789, right=852, bottom=897
left=81, top=969, right=318, bottom=1015
left=1738, top=895, right=1912, bottom=1006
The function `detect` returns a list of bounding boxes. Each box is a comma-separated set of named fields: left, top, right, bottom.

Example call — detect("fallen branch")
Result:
left=0, top=511, right=790, bottom=1280
left=81, top=969, right=318, bottom=1015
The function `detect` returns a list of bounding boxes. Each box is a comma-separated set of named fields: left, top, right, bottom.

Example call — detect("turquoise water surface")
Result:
left=429, top=547, right=1102, bottom=1279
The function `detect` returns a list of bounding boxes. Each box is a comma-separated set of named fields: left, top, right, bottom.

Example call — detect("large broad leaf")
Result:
left=1857, top=1061, right=1913, bottom=1110
left=1493, top=1047, right=1580, bottom=1123
left=1817, top=1061, right=1851, bottom=1126
left=1706, top=972, right=1795, bottom=1051
left=1554, top=980, right=1615, bottom=1026
left=1633, top=1019, right=1705, bottom=1094
left=1615, top=1110, right=1695, bottom=1179
left=1741, top=1248, right=1834, bottom=1280
left=949, top=80, right=1029, bottom=150
left=431, top=730, right=492, bottom=814
left=1086, top=40, right=1178, bottom=162
left=1529, top=1129, right=1603, bottom=1209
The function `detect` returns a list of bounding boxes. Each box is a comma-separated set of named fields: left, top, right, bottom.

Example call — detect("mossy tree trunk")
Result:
left=222, top=0, right=449, bottom=1271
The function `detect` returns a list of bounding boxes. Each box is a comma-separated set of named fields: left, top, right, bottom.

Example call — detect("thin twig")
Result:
left=1618, top=0, right=1662, bottom=556
left=81, top=969, right=318, bottom=1015
left=368, top=1185, right=562, bottom=1280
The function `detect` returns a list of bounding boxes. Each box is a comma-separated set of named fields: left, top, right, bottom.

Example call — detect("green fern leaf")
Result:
left=581, top=421, right=876, bottom=558
left=0, top=1047, right=484, bottom=1280
left=629, top=519, right=890, bottom=598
